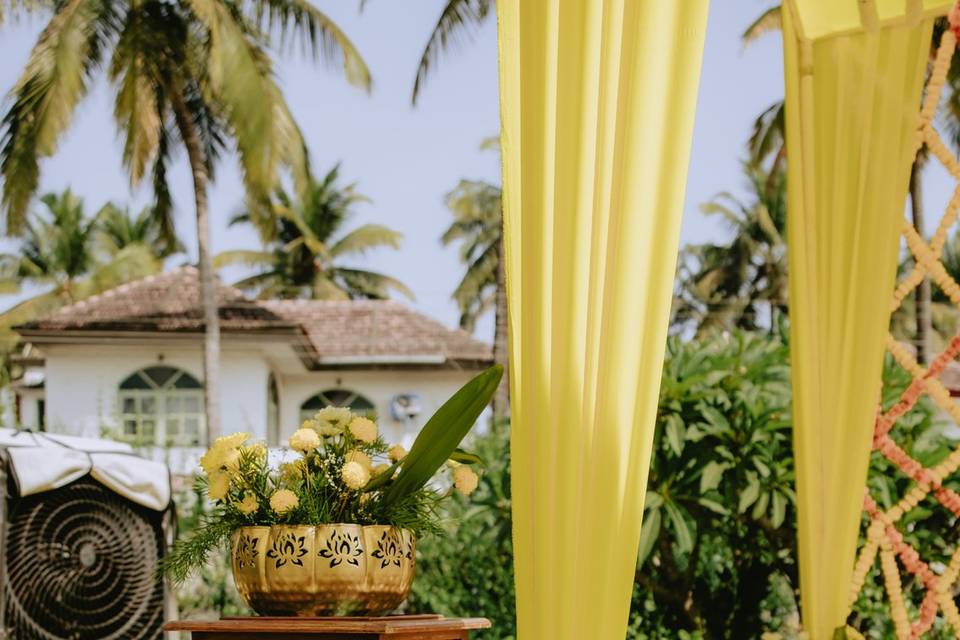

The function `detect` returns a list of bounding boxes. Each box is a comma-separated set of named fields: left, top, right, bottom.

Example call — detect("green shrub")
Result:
left=407, top=423, right=516, bottom=639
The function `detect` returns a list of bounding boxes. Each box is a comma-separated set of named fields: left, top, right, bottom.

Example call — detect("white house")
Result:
left=11, top=266, right=492, bottom=474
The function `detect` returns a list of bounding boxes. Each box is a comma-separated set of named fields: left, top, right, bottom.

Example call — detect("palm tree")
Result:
left=97, top=202, right=183, bottom=259
left=216, top=165, right=412, bottom=301
left=410, top=0, right=493, bottom=104
left=441, top=179, right=508, bottom=419
left=0, top=0, right=371, bottom=438
left=674, top=163, right=788, bottom=335
left=0, top=190, right=161, bottom=329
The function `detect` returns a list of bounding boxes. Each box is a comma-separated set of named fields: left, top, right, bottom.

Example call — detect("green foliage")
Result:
left=218, top=164, right=412, bottom=301
left=440, top=179, right=502, bottom=332
left=0, top=189, right=167, bottom=331
left=408, top=423, right=516, bottom=640
left=384, top=365, right=502, bottom=505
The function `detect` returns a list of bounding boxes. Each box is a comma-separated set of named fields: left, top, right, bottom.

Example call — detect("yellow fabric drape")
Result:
left=784, top=2, right=934, bottom=637
left=497, top=2, right=708, bottom=638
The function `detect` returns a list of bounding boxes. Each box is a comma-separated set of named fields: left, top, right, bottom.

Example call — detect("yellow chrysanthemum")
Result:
left=341, top=461, right=370, bottom=490
left=289, top=428, right=321, bottom=453
left=217, top=432, right=250, bottom=450
left=453, top=466, right=479, bottom=496
left=199, top=431, right=250, bottom=475
left=345, top=450, right=373, bottom=471
left=208, top=471, right=230, bottom=501
left=348, top=417, right=377, bottom=443
left=199, top=447, right=226, bottom=476
left=236, top=492, right=259, bottom=515
left=270, top=489, right=299, bottom=515
left=387, top=444, right=407, bottom=462
left=316, top=406, right=353, bottom=425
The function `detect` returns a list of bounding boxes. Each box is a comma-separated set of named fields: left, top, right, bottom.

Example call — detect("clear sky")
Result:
left=0, top=1, right=944, bottom=341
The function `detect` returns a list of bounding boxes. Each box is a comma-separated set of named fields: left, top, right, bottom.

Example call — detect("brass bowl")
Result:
left=230, top=524, right=416, bottom=616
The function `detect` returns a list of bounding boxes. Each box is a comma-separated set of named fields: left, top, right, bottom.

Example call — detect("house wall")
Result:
left=277, top=369, right=480, bottom=448
left=37, top=341, right=483, bottom=475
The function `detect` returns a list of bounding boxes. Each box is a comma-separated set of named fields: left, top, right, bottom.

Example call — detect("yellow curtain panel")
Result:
left=783, top=1, right=941, bottom=637
left=497, top=1, right=708, bottom=637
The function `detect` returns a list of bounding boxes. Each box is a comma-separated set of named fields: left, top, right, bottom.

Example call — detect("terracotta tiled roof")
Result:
left=261, top=299, right=491, bottom=364
left=15, top=266, right=492, bottom=368
left=15, top=266, right=294, bottom=333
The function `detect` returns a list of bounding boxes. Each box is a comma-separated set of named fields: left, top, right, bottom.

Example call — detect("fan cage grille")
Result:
left=2, top=473, right=166, bottom=640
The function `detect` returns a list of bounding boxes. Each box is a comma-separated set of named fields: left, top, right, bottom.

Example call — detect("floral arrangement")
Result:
left=163, top=365, right=501, bottom=583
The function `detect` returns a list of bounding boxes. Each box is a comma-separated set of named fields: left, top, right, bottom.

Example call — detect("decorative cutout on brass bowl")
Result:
left=230, top=524, right=416, bottom=616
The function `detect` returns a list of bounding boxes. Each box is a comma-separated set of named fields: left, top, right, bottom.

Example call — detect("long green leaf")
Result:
left=382, top=364, right=502, bottom=506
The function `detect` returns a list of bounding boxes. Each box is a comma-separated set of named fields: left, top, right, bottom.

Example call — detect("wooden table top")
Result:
left=164, top=614, right=491, bottom=635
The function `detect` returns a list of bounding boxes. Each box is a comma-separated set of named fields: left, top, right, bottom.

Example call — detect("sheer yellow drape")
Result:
left=783, top=2, right=935, bottom=637
left=497, top=1, right=708, bottom=638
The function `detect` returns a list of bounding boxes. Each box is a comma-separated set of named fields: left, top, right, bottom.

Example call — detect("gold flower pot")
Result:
left=230, top=524, right=416, bottom=616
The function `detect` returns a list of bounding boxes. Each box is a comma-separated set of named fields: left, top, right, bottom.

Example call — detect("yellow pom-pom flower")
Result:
left=289, top=428, right=321, bottom=453
left=279, top=461, right=304, bottom=485
left=453, top=466, right=479, bottom=496
left=208, top=471, right=230, bottom=501
left=341, top=461, right=370, bottom=490
left=270, top=489, right=299, bottom=515
left=345, top=450, right=373, bottom=471
left=236, top=492, right=259, bottom=515
left=314, top=406, right=353, bottom=435
left=348, top=417, right=377, bottom=443
left=387, top=444, right=407, bottom=462
left=371, top=463, right=392, bottom=477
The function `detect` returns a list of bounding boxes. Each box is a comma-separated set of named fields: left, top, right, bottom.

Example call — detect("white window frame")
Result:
left=118, top=368, right=206, bottom=447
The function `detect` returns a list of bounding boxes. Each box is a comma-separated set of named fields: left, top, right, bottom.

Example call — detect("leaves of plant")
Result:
left=382, top=365, right=503, bottom=507
left=637, top=507, right=661, bottom=567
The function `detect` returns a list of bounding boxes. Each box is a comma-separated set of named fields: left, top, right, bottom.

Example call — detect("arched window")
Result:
left=118, top=366, right=205, bottom=446
left=299, top=389, right=374, bottom=422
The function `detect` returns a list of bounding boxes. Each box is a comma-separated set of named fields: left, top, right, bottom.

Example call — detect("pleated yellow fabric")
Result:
left=783, top=2, right=934, bottom=637
left=496, top=2, right=708, bottom=638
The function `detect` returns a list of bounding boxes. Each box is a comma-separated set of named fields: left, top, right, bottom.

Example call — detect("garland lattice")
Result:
left=846, top=13, right=960, bottom=638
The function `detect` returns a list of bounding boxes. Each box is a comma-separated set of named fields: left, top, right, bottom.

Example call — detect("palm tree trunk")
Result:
left=911, top=159, right=932, bottom=365
left=172, top=91, right=221, bottom=441
left=492, top=232, right=509, bottom=422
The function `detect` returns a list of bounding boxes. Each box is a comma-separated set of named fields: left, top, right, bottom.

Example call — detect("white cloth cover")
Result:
left=0, top=429, right=170, bottom=511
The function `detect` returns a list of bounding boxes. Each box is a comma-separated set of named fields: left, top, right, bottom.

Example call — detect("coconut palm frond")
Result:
left=77, top=244, right=161, bottom=298
left=742, top=5, right=781, bottom=46
left=412, top=0, right=493, bottom=104
left=251, top=0, right=371, bottom=91
left=328, top=224, right=402, bottom=258
left=0, top=0, right=103, bottom=232
left=333, top=268, right=414, bottom=301
left=0, top=289, right=68, bottom=330
left=213, top=249, right=274, bottom=269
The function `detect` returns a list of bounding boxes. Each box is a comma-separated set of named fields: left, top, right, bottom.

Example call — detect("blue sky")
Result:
left=1, top=1, right=942, bottom=341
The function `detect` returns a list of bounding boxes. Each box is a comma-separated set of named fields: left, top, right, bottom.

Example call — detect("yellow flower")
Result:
left=221, top=447, right=242, bottom=473
left=453, top=466, right=479, bottom=496
left=371, top=463, right=392, bottom=477
left=289, top=428, right=321, bottom=453
left=316, top=406, right=353, bottom=426
left=199, top=447, right=225, bottom=476
left=208, top=471, right=230, bottom=501
left=341, top=461, right=370, bottom=490
left=348, top=417, right=377, bottom=443
left=199, top=431, right=250, bottom=475
left=345, top=450, right=373, bottom=471
left=387, top=444, right=407, bottom=462
left=216, top=432, right=250, bottom=450
left=236, top=492, right=259, bottom=515
left=270, top=489, right=299, bottom=515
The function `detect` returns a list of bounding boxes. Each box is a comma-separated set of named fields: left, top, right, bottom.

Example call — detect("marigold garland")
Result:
left=844, top=10, right=960, bottom=638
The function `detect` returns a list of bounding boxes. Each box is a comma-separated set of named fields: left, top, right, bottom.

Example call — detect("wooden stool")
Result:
left=164, top=614, right=491, bottom=639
